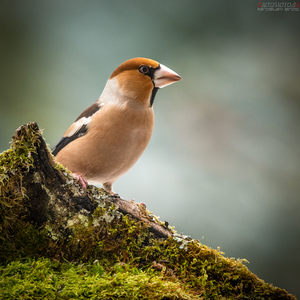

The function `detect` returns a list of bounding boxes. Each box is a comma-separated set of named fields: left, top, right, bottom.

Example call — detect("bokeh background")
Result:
left=1, top=0, right=300, bottom=297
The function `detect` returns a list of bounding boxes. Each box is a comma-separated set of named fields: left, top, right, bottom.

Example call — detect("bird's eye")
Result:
left=139, top=65, right=150, bottom=75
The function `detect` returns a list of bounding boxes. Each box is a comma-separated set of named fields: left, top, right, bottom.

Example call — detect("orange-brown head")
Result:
left=104, top=57, right=181, bottom=107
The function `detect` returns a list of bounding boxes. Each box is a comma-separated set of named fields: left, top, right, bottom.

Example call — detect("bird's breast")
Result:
left=81, top=104, right=154, bottom=182
left=90, top=103, right=154, bottom=146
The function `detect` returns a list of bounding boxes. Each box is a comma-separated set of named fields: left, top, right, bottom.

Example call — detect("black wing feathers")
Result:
left=75, top=102, right=101, bottom=121
left=52, top=125, right=88, bottom=156
left=52, top=102, right=102, bottom=156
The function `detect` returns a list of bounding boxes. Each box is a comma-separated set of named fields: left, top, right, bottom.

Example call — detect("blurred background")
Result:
left=1, top=0, right=299, bottom=297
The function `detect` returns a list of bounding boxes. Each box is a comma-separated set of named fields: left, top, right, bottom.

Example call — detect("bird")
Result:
left=52, top=57, right=181, bottom=194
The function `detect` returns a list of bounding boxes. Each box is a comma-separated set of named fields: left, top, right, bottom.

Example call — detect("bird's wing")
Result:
left=52, top=102, right=102, bottom=156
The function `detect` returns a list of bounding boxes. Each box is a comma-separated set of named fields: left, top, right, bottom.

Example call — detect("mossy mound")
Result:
left=0, top=122, right=297, bottom=299
left=0, top=258, right=196, bottom=300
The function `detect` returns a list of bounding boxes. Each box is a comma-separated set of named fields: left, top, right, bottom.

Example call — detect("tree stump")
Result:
left=0, top=122, right=296, bottom=299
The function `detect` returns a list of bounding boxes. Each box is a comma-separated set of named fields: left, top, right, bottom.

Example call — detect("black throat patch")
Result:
left=150, top=87, right=158, bottom=107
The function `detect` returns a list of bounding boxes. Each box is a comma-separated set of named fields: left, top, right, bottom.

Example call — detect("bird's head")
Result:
left=103, top=57, right=181, bottom=108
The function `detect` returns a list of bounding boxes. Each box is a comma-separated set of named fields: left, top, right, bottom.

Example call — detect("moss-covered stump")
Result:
left=0, top=122, right=296, bottom=299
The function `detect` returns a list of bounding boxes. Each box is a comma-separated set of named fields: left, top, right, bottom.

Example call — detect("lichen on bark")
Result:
left=0, top=122, right=297, bottom=299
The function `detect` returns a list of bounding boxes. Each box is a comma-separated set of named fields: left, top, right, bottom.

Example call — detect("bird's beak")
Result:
left=153, top=64, right=182, bottom=88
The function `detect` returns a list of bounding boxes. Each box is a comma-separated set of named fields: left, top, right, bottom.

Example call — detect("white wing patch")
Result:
left=64, top=116, right=91, bottom=138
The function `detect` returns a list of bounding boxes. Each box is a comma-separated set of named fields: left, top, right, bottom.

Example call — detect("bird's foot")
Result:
left=72, top=173, right=88, bottom=190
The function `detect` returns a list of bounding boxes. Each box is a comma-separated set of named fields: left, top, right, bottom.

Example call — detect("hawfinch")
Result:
left=52, top=57, right=181, bottom=193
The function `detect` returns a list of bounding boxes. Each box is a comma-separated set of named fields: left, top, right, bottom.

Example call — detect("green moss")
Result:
left=57, top=203, right=151, bottom=263
left=0, top=123, right=296, bottom=299
left=0, top=258, right=197, bottom=300
left=0, top=123, right=48, bottom=263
